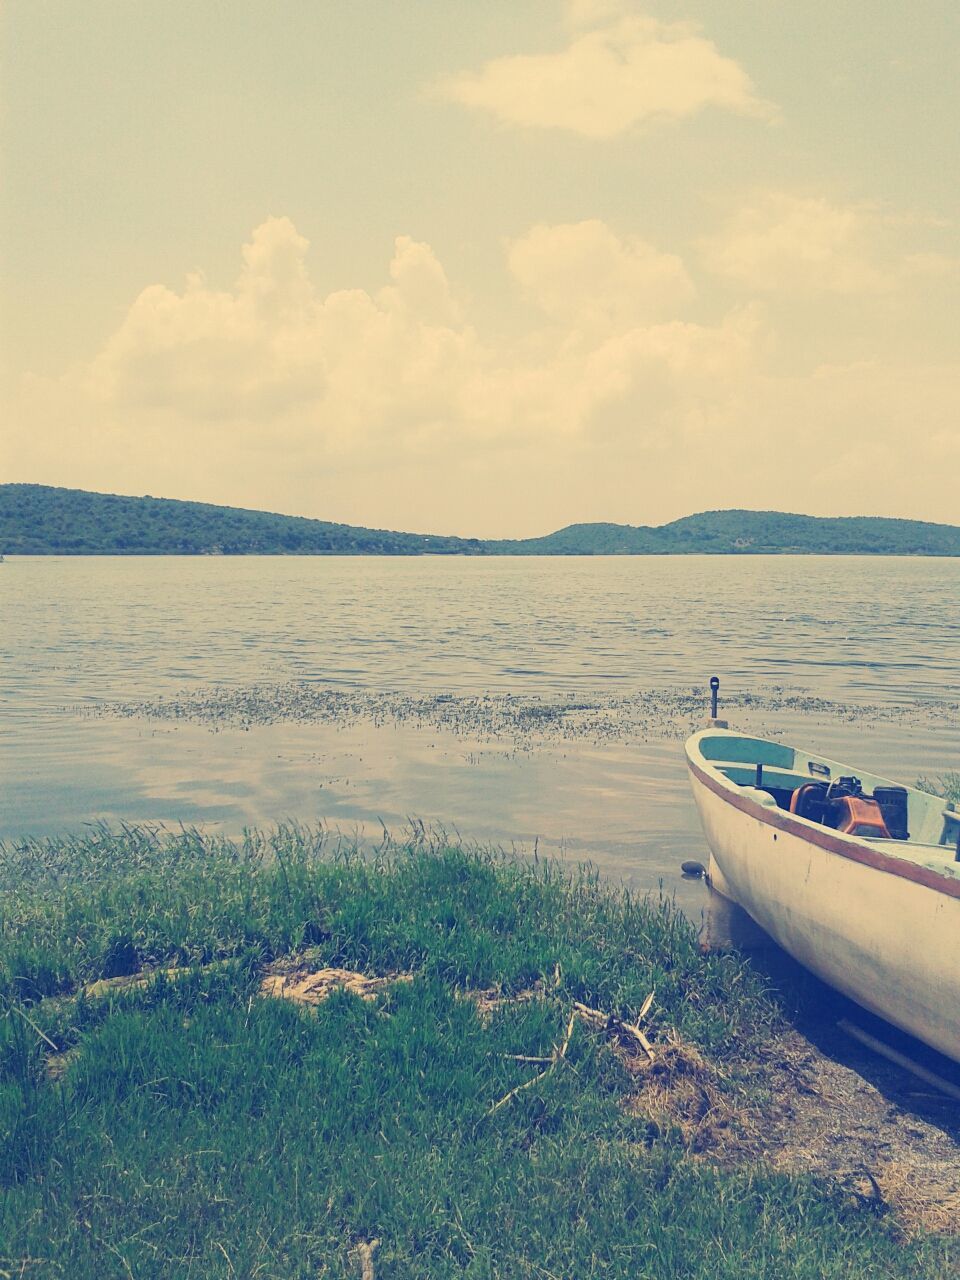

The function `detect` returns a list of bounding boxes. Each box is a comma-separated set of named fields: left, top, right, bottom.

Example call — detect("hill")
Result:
left=2, top=484, right=959, bottom=556
left=0, top=485, right=483, bottom=556
left=493, top=510, right=960, bottom=556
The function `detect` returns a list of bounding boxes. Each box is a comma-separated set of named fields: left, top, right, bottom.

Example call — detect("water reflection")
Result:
left=3, top=702, right=957, bottom=915
left=2, top=555, right=958, bottom=910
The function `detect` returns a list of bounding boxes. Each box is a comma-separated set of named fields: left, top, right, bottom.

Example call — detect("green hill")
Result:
left=2, top=484, right=959, bottom=556
left=0, top=485, right=484, bottom=556
left=494, top=510, right=960, bottom=556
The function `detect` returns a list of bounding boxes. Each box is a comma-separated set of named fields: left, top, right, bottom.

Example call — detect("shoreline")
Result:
left=0, top=686, right=945, bottom=903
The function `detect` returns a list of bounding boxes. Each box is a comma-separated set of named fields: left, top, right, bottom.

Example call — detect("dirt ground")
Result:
left=626, top=973, right=960, bottom=1236
left=759, top=1026, right=959, bottom=1235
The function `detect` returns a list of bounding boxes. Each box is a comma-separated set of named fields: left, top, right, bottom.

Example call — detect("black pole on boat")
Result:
left=706, top=675, right=728, bottom=728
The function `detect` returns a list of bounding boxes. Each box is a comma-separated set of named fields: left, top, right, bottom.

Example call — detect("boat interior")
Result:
left=694, top=732, right=960, bottom=874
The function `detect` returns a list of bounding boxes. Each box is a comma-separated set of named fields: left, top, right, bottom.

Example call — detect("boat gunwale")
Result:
left=685, top=737, right=960, bottom=901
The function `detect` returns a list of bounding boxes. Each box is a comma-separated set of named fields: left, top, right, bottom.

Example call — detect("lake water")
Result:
left=3, top=555, right=958, bottom=909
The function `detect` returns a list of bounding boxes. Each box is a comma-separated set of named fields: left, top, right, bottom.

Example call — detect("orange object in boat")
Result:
left=789, top=784, right=824, bottom=816
left=832, top=796, right=890, bottom=839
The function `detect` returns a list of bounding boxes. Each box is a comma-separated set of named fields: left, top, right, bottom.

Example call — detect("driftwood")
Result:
left=573, top=996, right=656, bottom=1062
left=489, top=995, right=656, bottom=1113
left=83, top=967, right=192, bottom=999
left=489, top=1009, right=577, bottom=1114
left=352, top=1238, right=380, bottom=1280
left=260, top=968, right=412, bottom=1006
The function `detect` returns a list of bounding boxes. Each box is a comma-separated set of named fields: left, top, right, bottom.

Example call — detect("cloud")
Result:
left=699, top=192, right=960, bottom=294
left=86, top=217, right=324, bottom=419
left=84, top=218, right=477, bottom=438
left=75, top=217, right=737, bottom=450
left=507, top=220, right=695, bottom=327
left=379, top=235, right=461, bottom=325
left=7, top=217, right=769, bottom=525
left=238, top=215, right=313, bottom=316
left=8, top=214, right=959, bottom=535
left=431, top=10, right=774, bottom=139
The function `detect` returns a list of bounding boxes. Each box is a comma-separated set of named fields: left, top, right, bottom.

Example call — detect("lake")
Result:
left=3, top=554, right=958, bottom=910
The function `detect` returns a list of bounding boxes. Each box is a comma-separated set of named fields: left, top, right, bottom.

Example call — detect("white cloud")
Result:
left=432, top=11, right=775, bottom=139
left=379, top=235, right=461, bottom=325
left=86, top=218, right=324, bottom=419
left=507, top=220, right=695, bottom=327
left=7, top=218, right=767, bottom=524
left=74, top=217, right=739, bottom=451
left=699, top=192, right=960, bottom=294
left=8, top=214, right=959, bottom=535
left=84, top=219, right=477, bottom=438
left=237, top=215, right=313, bottom=316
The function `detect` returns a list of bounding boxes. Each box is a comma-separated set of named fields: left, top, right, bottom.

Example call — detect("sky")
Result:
left=2, top=0, right=958, bottom=537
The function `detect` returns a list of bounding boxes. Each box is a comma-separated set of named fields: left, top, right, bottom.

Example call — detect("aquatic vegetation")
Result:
left=917, top=773, right=960, bottom=806
left=87, top=681, right=958, bottom=742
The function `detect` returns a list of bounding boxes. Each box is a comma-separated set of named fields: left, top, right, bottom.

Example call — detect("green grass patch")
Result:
left=0, top=827, right=954, bottom=1278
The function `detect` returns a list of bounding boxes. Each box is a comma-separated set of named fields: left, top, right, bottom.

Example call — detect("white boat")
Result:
left=685, top=726, right=960, bottom=1063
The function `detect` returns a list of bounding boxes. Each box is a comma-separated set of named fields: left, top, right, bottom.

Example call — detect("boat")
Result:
left=685, top=724, right=960, bottom=1063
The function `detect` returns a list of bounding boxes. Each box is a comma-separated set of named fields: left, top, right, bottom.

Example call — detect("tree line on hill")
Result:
left=2, top=484, right=959, bottom=556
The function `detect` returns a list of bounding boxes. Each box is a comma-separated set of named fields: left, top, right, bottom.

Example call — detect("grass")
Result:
left=0, top=825, right=955, bottom=1278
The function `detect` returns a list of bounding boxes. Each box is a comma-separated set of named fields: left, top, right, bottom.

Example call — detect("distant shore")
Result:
left=4, top=483, right=960, bottom=555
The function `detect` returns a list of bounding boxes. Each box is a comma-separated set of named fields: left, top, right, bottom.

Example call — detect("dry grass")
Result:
left=623, top=1029, right=744, bottom=1151
left=623, top=1023, right=960, bottom=1237
left=874, top=1162, right=960, bottom=1237
left=260, top=965, right=413, bottom=1006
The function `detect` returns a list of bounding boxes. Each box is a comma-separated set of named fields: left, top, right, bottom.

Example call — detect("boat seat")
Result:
left=716, top=764, right=812, bottom=793
left=739, top=786, right=779, bottom=809
left=941, top=808, right=960, bottom=847
left=700, top=738, right=794, bottom=768
left=864, top=840, right=960, bottom=878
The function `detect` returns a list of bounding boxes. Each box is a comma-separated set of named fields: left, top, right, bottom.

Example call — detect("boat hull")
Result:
left=688, top=756, right=960, bottom=1063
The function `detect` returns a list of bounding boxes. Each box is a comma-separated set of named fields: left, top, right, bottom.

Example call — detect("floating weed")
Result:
left=918, top=772, right=960, bottom=806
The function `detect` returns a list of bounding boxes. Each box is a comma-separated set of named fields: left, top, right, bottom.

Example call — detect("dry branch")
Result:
left=489, top=998, right=656, bottom=1114
left=572, top=996, right=656, bottom=1061
left=352, top=1238, right=380, bottom=1280
left=489, top=1009, right=579, bottom=1114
